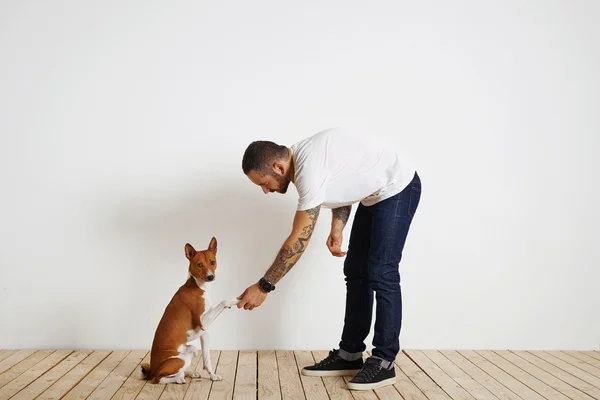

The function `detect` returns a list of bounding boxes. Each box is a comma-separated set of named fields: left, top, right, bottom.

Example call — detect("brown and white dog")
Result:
left=140, top=237, right=238, bottom=384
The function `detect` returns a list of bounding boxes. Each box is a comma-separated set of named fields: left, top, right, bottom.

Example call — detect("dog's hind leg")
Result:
left=200, top=333, right=221, bottom=381
left=158, top=371, right=186, bottom=384
left=152, top=357, right=187, bottom=384
left=182, top=345, right=201, bottom=379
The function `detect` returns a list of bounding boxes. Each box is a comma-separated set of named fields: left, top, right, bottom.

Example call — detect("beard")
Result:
left=271, top=172, right=291, bottom=194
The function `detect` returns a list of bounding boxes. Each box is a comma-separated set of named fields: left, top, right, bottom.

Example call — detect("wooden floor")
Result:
left=1, top=349, right=600, bottom=400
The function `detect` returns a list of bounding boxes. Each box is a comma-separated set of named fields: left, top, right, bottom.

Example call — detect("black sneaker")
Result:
left=346, top=357, right=396, bottom=390
left=302, top=349, right=364, bottom=377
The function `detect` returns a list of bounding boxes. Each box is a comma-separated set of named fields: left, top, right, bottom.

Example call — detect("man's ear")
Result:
left=273, top=161, right=285, bottom=176
left=185, top=243, right=196, bottom=260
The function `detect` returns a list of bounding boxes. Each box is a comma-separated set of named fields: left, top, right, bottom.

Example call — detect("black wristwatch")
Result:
left=258, top=277, right=275, bottom=293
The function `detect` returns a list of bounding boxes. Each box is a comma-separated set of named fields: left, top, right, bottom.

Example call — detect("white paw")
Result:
left=188, top=371, right=201, bottom=379
left=176, top=377, right=186, bottom=384
left=224, top=297, right=239, bottom=308
left=210, top=373, right=223, bottom=381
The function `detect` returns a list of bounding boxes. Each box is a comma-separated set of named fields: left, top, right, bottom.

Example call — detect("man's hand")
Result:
left=326, top=229, right=347, bottom=257
left=237, top=283, right=267, bottom=311
left=328, top=206, right=351, bottom=257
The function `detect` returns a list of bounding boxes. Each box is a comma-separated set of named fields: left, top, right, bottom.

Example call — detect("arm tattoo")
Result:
left=332, top=206, right=351, bottom=226
left=264, top=205, right=320, bottom=284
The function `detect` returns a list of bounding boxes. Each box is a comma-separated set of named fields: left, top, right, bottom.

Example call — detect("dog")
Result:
left=140, top=237, right=239, bottom=384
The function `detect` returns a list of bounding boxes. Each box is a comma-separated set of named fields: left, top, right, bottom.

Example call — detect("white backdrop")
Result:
left=1, top=1, right=599, bottom=351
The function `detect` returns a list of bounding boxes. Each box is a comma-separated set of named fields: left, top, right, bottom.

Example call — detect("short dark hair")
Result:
left=242, top=140, right=288, bottom=175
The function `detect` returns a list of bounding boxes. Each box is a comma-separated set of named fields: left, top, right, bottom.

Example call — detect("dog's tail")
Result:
left=140, top=363, right=152, bottom=380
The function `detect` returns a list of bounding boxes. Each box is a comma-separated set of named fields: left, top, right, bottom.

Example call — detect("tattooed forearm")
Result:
left=332, top=206, right=351, bottom=230
left=263, top=205, right=320, bottom=284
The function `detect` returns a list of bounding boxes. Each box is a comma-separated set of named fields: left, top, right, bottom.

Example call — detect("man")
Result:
left=237, top=127, right=421, bottom=391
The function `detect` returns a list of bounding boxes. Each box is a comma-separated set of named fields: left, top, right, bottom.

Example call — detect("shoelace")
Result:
left=354, top=360, right=382, bottom=381
left=314, top=349, right=340, bottom=367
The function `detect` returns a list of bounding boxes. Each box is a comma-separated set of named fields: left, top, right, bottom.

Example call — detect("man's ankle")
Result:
left=338, top=348, right=363, bottom=361
left=369, top=356, right=394, bottom=370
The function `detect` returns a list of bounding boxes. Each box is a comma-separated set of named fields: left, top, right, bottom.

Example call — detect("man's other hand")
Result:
left=326, top=229, right=347, bottom=257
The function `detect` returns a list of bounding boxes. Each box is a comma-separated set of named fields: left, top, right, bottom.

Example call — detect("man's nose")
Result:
left=262, top=186, right=269, bottom=194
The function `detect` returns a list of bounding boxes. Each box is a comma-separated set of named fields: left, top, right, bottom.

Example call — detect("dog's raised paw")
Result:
left=225, top=297, right=239, bottom=308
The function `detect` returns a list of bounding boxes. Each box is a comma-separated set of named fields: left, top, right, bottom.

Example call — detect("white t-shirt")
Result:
left=290, top=127, right=416, bottom=211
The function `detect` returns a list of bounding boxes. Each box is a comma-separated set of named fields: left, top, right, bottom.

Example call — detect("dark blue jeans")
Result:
left=339, top=172, right=421, bottom=362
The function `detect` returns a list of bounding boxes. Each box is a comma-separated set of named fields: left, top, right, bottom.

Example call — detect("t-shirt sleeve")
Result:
left=295, top=169, right=327, bottom=211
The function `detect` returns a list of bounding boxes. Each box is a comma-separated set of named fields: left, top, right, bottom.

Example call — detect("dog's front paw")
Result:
left=188, top=371, right=201, bottom=379
left=209, top=373, right=223, bottom=381
left=224, top=297, right=239, bottom=308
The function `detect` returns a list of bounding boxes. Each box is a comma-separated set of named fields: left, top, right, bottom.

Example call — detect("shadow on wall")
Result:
left=101, top=172, right=295, bottom=349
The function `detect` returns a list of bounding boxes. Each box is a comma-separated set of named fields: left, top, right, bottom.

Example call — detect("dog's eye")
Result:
left=210, top=260, right=215, bottom=265
left=198, top=263, right=203, bottom=268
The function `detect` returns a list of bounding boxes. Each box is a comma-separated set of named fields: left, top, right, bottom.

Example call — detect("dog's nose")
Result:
left=207, top=275, right=214, bottom=281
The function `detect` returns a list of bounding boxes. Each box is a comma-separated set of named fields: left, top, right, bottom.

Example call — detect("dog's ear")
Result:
left=185, top=243, right=196, bottom=260
left=208, top=237, right=217, bottom=254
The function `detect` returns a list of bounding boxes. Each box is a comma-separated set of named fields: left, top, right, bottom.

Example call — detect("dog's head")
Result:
left=185, top=237, right=218, bottom=285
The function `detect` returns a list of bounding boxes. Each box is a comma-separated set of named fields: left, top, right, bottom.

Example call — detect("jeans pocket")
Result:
left=408, top=186, right=421, bottom=219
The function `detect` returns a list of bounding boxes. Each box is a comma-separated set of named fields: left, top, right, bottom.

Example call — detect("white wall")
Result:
left=1, top=0, right=599, bottom=352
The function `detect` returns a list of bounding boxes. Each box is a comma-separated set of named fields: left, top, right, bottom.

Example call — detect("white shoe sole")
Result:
left=346, top=377, right=396, bottom=390
left=301, top=369, right=361, bottom=377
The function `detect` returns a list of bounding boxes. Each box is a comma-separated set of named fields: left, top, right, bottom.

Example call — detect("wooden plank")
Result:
left=494, top=351, right=596, bottom=400
left=135, top=383, right=166, bottom=400
left=184, top=350, right=220, bottom=400
left=528, top=351, right=600, bottom=390
left=0, top=350, right=37, bottom=374
left=512, top=351, right=600, bottom=399
left=11, top=350, right=92, bottom=400
left=258, top=350, right=282, bottom=400
left=439, top=351, right=520, bottom=400
left=233, top=351, right=257, bottom=400
left=294, top=351, right=328, bottom=400
left=276, top=351, right=305, bottom=400
left=0, top=350, right=72, bottom=399
left=109, top=351, right=150, bottom=400
left=476, top=351, right=569, bottom=400
left=549, top=351, right=600, bottom=377
left=62, top=350, right=130, bottom=400
left=86, top=350, right=147, bottom=400
left=38, top=351, right=111, bottom=400
left=583, top=351, right=600, bottom=362
left=406, top=350, right=475, bottom=400
left=421, top=351, right=498, bottom=400
left=396, top=352, right=451, bottom=400
left=564, top=351, right=600, bottom=369
left=311, top=351, right=353, bottom=400
left=0, top=350, right=55, bottom=389
left=0, top=351, right=17, bottom=363
left=208, top=350, right=238, bottom=400
left=134, top=375, right=166, bottom=400
left=458, top=350, right=545, bottom=400
left=390, top=362, right=427, bottom=400
left=158, top=349, right=203, bottom=400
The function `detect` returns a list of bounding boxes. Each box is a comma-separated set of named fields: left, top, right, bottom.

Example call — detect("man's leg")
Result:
left=338, top=202, right=373, bottom=356
left=347, top=172, right=421, bottom=390
left=302, top=203, right=371, bottom=377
